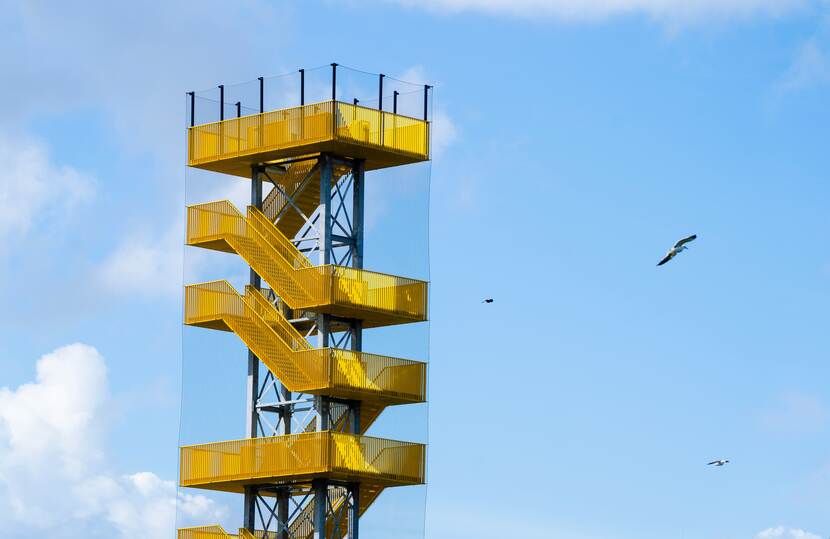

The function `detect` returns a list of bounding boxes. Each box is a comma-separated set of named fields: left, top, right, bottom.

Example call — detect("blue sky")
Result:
left=0, top=1, right=829, bottom=538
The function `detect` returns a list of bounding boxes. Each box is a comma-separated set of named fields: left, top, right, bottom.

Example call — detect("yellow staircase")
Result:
left=184, top=280, right=426, bottom=428
left=187, top=200, right=427, bottom=327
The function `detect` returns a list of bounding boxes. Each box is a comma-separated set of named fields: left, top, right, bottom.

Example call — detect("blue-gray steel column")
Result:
left=243, top=166, right=263, bottom=531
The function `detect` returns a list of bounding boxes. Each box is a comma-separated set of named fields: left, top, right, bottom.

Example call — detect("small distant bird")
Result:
left=657, top=234, right=697, bottom=266
left=482, top=298, right=494, bottom=304
left=707, top=459, right=729, bottom=467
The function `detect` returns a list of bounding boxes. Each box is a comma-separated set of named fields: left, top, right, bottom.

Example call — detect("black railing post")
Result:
left=258, top=77, right=264, bottom=113
left=393, top=91, right=398, bottom=114
left=236, top=102, right=241, bottom=118
left=331, top=63, right=338, bottom=101
left=219, top=85, right=225, bottom=121
left=299, top=69, right=305, bottom=106
left=423, top=85, right=430, bottom=121
left=187, top=91, right=195, bottom=127
left=354, top=98, right=359, bottom=105
left=378, top=74, right=384, bottom=111
left=331, top=63, right=338, bottom=136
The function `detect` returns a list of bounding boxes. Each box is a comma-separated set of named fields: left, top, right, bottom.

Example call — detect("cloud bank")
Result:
left=0, top=134, right=93, bottom=244
left=757, top=527, right=822, bottom=539
left=388, top=0, right=814, bottom=22
left=0, top=344, right=225, bottom=539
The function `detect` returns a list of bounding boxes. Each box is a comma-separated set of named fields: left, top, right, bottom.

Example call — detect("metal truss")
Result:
left=244, top=153, right=366, bottom=538
left=246, top=482, right=359, bottom=539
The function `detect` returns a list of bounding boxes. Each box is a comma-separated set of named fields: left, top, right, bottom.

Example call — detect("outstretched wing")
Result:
left=674, top=234, right=697, bottom=248
left=707, top=461, right=719, bottom=465
left=657, top=253, right=674, bottom=266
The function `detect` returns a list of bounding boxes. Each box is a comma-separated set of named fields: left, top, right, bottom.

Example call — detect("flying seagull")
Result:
left=707, top=459, right=729, bottom=467
left=657, top=234, right=697, bottom=266
left=482, top=298, right=494, bottom=304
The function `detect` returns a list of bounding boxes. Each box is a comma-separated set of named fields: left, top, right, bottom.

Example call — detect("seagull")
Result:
left=707, top=459, right=729, bottom=467
left=657, top=234, right=697, bottom=266
left=482, top=298, right=494, bottom=304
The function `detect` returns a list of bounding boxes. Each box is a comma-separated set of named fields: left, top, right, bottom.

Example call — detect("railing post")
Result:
left=423, top=84, right=430, bottom=121
left=219, top=84, right=225, bottom=121
left=299, top=68, right=305, bottom=106
left=258, top=76, right=264, bottom=113
left=236, top=101, right=241, bottom=118
left=187, top=91, right=195, bottom=127
left=331, top=63, right=338, bottom=101
left=219, top=85, right=225, bottom=156
left=393, top=91, right=399, bottom=148
left=379, top=73, right=386, bottom=146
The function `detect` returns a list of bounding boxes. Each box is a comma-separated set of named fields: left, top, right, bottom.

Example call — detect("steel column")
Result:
left=312, top=479, right=327, bottom=539
left=348, top=485, right=360, bottom=539
left=277, top=487, right=289, bottom=539
left=243, top=166, right=263, bottom=532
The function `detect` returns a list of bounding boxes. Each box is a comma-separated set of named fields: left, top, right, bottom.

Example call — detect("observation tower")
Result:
left=178, top=64, right=431, bottom=539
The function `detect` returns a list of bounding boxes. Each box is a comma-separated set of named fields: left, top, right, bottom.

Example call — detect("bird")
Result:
left=707, top=459, right=729, bottom=467
left=482, top=298, right=494, bottom=304
left=657, top=234, right=697, bottom=266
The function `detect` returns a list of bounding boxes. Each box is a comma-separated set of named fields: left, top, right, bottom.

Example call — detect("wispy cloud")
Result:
left=386, top=0, right=814, bottom=22
left=756, top=527, right=822, bottom=539
left=0, top=343, right=226, bottom=539
left=95, top=221, right=184, bottom=299
left=0, top=133, right=94, bottom=245
left=778, top=37, right=830, bottom=91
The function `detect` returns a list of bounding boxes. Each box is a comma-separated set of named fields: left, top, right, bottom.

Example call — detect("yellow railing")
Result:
left=180, top=432, right=425, bottom=489
left=178, top=527, right=277, bottom=539
left=188, top=101, right=429, bottom=167
left=186, top=200, right=428, bottom=322
left=185, top=280, right=426, bottom=403
left=178, top=526, right=237, bottom=539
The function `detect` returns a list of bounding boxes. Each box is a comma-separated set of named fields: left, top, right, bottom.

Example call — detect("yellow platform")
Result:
left=188, top=101, right=430, bottom=177
left=180, top=432, right=425, bottom=493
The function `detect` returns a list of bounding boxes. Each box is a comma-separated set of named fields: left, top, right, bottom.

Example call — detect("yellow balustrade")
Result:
left=184, top=280, right=426, bottom=406
left=179, top=432, right=425, bottom=492
left=187, top=101, right=429, bottom=176
left=178, top=526, right=237, bottom=539
left=186, top=200, right=428, bottom=326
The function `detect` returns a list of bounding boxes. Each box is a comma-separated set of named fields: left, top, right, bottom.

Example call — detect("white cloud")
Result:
left=0, top=133, right=94, bottom=244
left=0, top=344, right=226, bottom=539
left=779, top=37, right=830, bottom=91
left=756, top=527, right=822, bottom=539
left=388, top=0, right=813, bottom=22
left=395, top=66, right=459, bottom=158
left=1, top=0, right=278, bottom=166
left=96, top=220, right=184, bottom=298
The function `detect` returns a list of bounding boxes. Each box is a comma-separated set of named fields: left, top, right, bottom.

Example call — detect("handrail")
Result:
left=187, top=100, right=429, bottom=167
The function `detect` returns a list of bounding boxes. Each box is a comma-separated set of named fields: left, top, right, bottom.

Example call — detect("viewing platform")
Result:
left=187, top=101, right=430, bottom=177
left=179, top=432, right=425, bottom=493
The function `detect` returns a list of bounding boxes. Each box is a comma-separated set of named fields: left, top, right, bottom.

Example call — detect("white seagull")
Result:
left=657, top=234, right=697, bottom=266
left=707, top=459, right=729, bottom=467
